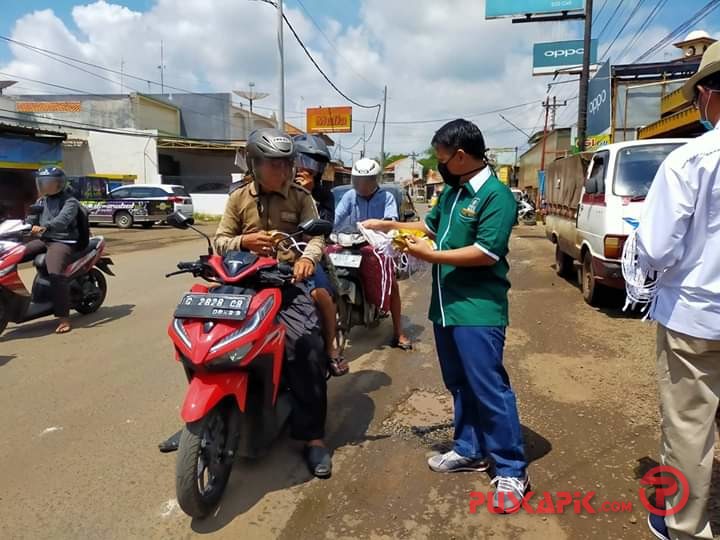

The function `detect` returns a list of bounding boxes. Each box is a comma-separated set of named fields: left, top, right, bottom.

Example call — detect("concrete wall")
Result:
left=63, top=129, right=159, bottom=183
left=11, top=95, right=134, bottom=131
left=190, top=194, right=229, bottom=216
left=133, top=95, right=180, bottom=135
left=148, top=93, right=231, bottom=139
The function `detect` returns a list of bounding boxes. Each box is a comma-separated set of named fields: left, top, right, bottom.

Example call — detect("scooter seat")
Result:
left=33, top=237, right=102, bottom=272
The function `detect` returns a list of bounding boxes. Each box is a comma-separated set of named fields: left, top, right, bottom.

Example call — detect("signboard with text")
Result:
left=533, top=39, right=597, bottom=76
left=306, top=106, right=353, bottom=134
left=587, top=61, right=612, bottom=138
left=486, top=0, right=584, bottom=19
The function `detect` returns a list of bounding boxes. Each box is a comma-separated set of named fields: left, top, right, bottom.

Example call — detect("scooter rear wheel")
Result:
left=176, top=407, right=233, bottom=519
left=74, top=269, right=107, bottom=315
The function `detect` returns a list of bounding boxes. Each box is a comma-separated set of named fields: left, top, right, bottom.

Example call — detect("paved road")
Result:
left=1, top=225, right=713, bottom=539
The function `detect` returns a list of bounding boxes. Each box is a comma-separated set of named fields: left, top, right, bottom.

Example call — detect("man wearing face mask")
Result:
left=637, top=41, right=720, bottom=540
left=363, top=119, right=527, bottom=513
left=334, top=158, right=412, bottom=350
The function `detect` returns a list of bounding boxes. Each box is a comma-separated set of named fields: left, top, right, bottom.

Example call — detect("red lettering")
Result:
left=555, top=491, right=573, bottom=514
left=536, top=492, right=557, bottom=514
left=581, top=492, right=597, bottom=514
left=469, top=492, right=485, bottom=514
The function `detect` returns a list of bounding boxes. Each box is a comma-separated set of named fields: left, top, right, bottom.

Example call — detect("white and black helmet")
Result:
left=351, top=158, right=382, bottom=183
left=246, top=128, right=295, bottom=161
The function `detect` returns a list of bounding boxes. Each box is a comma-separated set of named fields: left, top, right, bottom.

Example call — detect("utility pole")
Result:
left=362, top=125, right=366, bottom=158
left=379, top=85, right=388, bottom=181
left=120, top=58, right=125, bottom=94
left=514, top=146, right=519, bottom=187
left=577, top=0, right=594, bottom=151
left=277, top=0, right=285, bottom=129
left=158, top=40, right=166, bottom=94
left=540, top=98, right=550, bottom=173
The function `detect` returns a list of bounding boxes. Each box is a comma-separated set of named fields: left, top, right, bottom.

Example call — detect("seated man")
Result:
left=214, top=128, right=333, bottom=477
left=334, top=158, right=412, bottom=350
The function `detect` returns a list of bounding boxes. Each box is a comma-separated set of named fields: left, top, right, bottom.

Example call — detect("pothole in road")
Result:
left=381, top=390, right=454, bottom=446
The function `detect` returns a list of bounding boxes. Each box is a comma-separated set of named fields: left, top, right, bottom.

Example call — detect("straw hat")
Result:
left=682, top=40, right=720, bottom=101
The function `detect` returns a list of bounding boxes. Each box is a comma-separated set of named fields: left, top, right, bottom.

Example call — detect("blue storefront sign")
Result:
left=486, top=0, right=584, bottom=18
left=587, top=61, right=612, bottom=137
left=0, top=135, right=62, bottom=169
left=533, top=39, right=598, bottom=75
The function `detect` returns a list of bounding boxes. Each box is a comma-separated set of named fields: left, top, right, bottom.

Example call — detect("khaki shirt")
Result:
left=213, top=180, right=324, bottom=264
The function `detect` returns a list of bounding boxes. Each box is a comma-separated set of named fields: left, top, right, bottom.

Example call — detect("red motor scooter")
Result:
left=164, top=212, right=333, bottom=519
left=0, top=219, right=114, bottom=336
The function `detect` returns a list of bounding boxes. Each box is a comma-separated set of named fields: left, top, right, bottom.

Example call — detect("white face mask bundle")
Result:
left=620, top=224, right=661, bottom=319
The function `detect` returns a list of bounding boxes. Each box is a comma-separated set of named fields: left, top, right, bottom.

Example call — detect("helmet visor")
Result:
left=295, top=154, right=326, bottom=176
left=36, top=176, right=64, bottom=196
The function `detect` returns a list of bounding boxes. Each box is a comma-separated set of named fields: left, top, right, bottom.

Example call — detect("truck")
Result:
left=544, top=139, right=688, bottom=306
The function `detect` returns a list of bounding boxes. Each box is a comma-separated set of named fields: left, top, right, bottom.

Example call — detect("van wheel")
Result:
left=555, top=245, right=573, bottom=278
left=581, top=253, right=601, bottom=306
left=115, top=211, right=134, bottom=229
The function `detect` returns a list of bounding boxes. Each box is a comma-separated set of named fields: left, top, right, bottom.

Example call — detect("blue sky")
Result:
left=0, top=0, right=360, bottom=63
left=0, top=0, right=717, bottom=154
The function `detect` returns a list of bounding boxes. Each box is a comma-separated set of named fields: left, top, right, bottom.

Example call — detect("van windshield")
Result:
left=613, top=143, right=684, bottom=198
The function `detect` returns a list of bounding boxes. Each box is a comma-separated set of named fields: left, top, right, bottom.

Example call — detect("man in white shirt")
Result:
left=637, top=41, right=720, bottom=540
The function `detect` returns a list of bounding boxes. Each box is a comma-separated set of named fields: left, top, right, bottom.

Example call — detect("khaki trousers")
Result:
left=657, top=325, right=720, bottom=540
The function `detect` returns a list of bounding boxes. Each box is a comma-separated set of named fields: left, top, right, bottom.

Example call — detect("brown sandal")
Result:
left=55, top=320, right=72, bottom=334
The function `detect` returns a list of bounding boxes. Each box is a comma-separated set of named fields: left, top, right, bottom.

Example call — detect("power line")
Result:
left=294, top=0, right=382, bottom=93
left=594, top=0, right=610, bottom=24
left=600, top=0, right=648, bottom=62
left=595, top=1, right=625, bottom=40
left=634, top=0, right=720, bottom=63
left=614, top=0, right=670, bottom=63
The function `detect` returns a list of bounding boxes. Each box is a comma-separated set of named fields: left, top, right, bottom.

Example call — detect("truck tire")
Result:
left=581, top=253, right=601, bottom=306
left=555, top=245, right=573, bottom=278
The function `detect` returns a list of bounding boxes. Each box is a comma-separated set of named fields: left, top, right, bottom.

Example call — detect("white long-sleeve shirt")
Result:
left=636, top=123, right=720, bottom=340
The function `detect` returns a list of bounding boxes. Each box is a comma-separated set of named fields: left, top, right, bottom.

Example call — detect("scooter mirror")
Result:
left=299, top=219, right=332, bottom=236
left=166, top=211, right=195, bottom=229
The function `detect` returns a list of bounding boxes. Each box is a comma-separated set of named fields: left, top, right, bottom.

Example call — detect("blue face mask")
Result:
left=698, top=89, right=717, bottom=131
left=701, top=119, right=716, bottom=131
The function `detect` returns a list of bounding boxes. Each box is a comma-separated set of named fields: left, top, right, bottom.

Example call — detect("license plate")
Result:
left=174, top=293, right=252, bottom=320
left=329, top=252, right=362, bottom=268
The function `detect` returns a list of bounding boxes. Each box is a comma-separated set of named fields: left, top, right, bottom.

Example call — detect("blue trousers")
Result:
left=433, top=324, right=527, bottom=478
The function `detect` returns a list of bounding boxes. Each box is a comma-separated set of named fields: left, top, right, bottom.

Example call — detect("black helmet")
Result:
left=246, top=128, right=295, bottom=161
left=293, top=134, right=331, bottom=179
left=36, top=166, right=67, bottom=197
left=293, top=134, right=331, bottom=163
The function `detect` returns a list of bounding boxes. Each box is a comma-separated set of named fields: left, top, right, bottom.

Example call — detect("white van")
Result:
left=545, top=139, right=688, bottom=305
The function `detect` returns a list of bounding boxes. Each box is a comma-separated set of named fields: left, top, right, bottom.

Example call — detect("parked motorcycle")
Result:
left=326, top=232, right=385, bottom=352
left=518, top=199, right=537, bottom=224
left=164, top=211, right=333, bottom=519
left=0, top=219, right=114, bottom=336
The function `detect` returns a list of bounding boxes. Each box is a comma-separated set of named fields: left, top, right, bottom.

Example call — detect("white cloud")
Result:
left=1, top=0, right=701, bottom=160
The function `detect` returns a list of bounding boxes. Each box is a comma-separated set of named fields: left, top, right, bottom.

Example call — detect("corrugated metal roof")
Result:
left=0, top=121, right=66, bottom=139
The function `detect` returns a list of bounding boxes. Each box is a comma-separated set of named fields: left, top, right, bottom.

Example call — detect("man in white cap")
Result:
left=637, top=40, right=720, bottom=540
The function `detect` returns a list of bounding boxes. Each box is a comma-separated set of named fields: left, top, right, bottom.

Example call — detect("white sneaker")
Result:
left=427, top=450, right=490, bottom=473
left=490, top=475, right=530, bottom=514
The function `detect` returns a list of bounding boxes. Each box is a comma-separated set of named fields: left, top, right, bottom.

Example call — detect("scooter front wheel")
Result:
left=176, top=407, right=233, bottom=519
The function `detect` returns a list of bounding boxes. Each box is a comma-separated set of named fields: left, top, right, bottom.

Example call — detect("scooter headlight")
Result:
left=208, top=295, right=275, bottom=355
left=207, top=343, right=254, bottom=370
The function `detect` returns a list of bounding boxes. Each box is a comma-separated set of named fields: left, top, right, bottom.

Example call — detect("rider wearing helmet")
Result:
left=24, top=167, right=81, bottom=334
left=213, top=128, right=333, bottom=477
left=334, top=158, right=412, bottom=350
left=292, top=134, right=334, bottom=223
left=292, top=134, right=347, bottom=373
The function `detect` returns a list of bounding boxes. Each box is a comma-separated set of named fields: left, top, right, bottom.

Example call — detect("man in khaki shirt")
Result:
left=213, top=128, right=333, bottom=478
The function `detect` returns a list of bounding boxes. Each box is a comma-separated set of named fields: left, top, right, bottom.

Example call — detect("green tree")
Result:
left=418, top=146, right=438, bottom=176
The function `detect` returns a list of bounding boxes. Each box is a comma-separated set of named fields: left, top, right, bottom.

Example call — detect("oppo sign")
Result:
left=587, top=61, right=612, bottom=135
left=533, top=39, right=598, bottom=76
